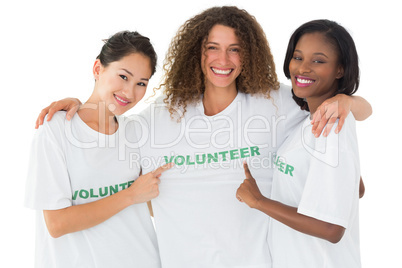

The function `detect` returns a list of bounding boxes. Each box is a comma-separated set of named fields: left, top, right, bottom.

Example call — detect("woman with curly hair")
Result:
left=160, top=6, right=279, bottom=118
left=36, top=6, right=371, bottom=268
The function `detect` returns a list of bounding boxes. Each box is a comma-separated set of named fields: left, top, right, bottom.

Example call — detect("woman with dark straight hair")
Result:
left=237, top=19, right=363, bottom=267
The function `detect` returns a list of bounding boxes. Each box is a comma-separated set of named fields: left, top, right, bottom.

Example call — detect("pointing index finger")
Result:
left=243, top=161, right=253, bottom=180
left=153, top=162, right=174, bottom=176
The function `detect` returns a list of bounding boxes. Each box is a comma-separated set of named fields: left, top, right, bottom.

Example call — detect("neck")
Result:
left=78, top=92, right=118, bottom=135
left=202, top=85, right=238, bottom=116
left=307, top=89, right=337, bottom=115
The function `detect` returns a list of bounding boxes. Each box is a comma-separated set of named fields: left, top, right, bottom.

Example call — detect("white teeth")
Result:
left=297, top=78, right=314, bottom=84
left=115, top=95, right=128, bottom=103
left=212, top=68, right=232, bottom=75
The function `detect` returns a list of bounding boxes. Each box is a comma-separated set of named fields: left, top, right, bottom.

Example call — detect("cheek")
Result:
left=201, top=53, right=208, bottom=73
left=288, top=61, right=297, bottom=75
left=232, top=54, right=241, bottom=66
left=135, top=88, right=147, bottom=101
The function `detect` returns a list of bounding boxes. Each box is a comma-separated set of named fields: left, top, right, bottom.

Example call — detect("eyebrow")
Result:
left=121, top=68, right=149, bottom=81
left=206, top=41, right=241, bottom=47
left=294, top=49, right=329, bottom=58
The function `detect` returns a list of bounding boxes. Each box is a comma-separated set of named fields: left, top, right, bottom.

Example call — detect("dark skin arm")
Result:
left=236, top=162, right=348, bottom=244
left=359, top=177, right=365, bottom=198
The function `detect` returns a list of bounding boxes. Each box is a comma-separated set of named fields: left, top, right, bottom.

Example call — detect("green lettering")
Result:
left=79, top=190, right=89, bottom=199
left=119, top=182, right=128, bottom=190
left=186, top=155, right=195, bottom=165
left=195, top=154, right=206, bottom=164
left=164, top=156, right=175, bottom=164
left=90, top=189, right=99, bottom=198
left=72, top=190, right=78, bottom=201
left=240, top=147, right=250, bottom=158
left=250, top=146, right=260, bottom=156
left=275, top=156, right=280, bottom=166
left=219, top=151, right=229, bottom=161
left=110, top=184, right=119, bottom=195
left=175, top=155, right=185, bottom=165
left=208, top=153, right=218, bottom=163
left=230, top=149, right=239, bottom=160
left=127, top=180, right=134, bottom=187
left=285, top=165, right=294, bottom=177
left=99, top=187, right=108, bottom=197
left=278, top=161, right=285, bottom=172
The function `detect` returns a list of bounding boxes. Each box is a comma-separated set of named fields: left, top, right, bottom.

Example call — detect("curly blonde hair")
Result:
left=159, top=6, right=279, bottom=117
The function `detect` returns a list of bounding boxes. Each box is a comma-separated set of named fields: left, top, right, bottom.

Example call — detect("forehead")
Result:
left=108, top=53, right=152, bottom=76
left=296, top=32, right=339, bottom=57
left=206, top=24, right=239, bottom=43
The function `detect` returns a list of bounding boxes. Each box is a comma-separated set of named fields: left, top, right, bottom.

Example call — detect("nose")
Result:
left=122, top=85, right=135, bottom=99
left=217, top=50, right=230, bottom=65
left=299, top=60, right=311, bottom=74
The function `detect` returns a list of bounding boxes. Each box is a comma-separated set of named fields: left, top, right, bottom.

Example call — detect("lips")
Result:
left=295, top=75, right=315, bottom=87
left=114, top=94, right=130, bottom=106
left=211, top=67, right=233, bottom=76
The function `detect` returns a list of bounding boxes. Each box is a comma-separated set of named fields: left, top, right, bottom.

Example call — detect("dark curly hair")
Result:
left=283, top=19, right=359, bottom=111
left=158, top=6, right=279, bottom=117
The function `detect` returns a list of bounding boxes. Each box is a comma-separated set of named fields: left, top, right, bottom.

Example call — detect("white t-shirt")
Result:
left=24, top=112, right=161, bottom=268
left=269, top=114, right=361, bottom=267
left=132, top=84, right=306, bottom=268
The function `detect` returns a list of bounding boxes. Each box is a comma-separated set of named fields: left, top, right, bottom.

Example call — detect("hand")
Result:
left=35, top=98, right=82, bottom=129
left=311, top=94, right=351, bottom=137
left=129, top=163, right=173, bottom=204
left=236, top=162, right=264, bottom=209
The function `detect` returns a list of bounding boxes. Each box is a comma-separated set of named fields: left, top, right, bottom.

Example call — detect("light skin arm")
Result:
left=43, top=163, right=172, bottom=238
left=312, top=94, right=372, bottom=137
left=236, top=162, right=345, bottom=244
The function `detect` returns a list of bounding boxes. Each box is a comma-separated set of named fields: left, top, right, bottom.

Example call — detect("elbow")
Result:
left=325, top=224, right=345, bottom=244
left=46, top=220, right=65, bottom=238
left=43, top=212, right=67, bottom=238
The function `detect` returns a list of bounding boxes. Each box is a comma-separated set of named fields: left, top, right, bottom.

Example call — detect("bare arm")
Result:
left=359, top=177, right=365, bottom=198
left=312, top=94, right=372, bottom=137
left=43, top=163, right=172, bottom=238
left=236, top=162, right=345, bottom=244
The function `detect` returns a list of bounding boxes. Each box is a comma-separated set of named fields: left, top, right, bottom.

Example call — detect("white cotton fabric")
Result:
left=132, top=84, right=306, bottom=268
left=269, top=114, right=361, bottom=268
left=25, top=112, right=161, bottom=268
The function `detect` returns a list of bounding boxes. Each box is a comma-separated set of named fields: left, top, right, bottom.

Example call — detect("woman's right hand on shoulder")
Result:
left=35, top=98, right=82, bottom=129
left=129, top=163, right=174, bottom=204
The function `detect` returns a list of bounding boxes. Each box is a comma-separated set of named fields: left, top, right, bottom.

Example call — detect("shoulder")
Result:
left=268, top=83, right=292, bottom=102
left=329, top=113, right=357, bottom=139
left=314, top=113, right=358, bottom=160
left=38, top=111, right=68, bottom=135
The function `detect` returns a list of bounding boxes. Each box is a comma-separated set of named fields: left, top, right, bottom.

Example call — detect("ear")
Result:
left=93, top=59, right=102, bottom=80
left=336, top=65, right=344, bottom=79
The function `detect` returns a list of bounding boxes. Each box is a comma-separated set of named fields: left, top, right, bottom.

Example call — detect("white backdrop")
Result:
left=1, top=0, right=400, bottom=266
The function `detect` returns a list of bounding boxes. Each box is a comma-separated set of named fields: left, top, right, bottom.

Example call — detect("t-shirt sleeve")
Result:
left=297, top=115, right=360, bottom=228
left=275, top=84, right=308, bottom=143
left=24, top=116, right=72, bottom=210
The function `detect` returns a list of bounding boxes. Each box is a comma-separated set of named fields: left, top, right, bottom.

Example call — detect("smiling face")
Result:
left=201, top=24, right=242, bottom=93
left=289, top=32, right=344, bottom=113
left=93, top=52, right=152, bottom=115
